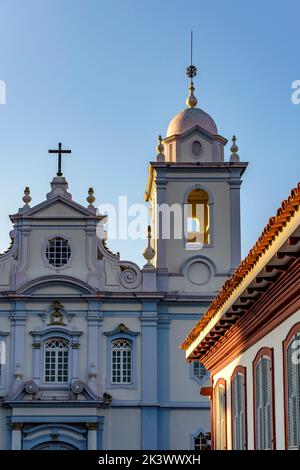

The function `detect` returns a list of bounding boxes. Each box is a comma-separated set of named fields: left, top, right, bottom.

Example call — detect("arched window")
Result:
left=111, top=338, right=133, bottom=384
left=213, top=378, right=227, bottom=450
left=231, top=366, right=247, bottom=449
left=253, top=348, right=275, bottom=450
left=283, top=324, right=300, bottom=450
left=44, top=338, right=69, bottom=383
left=185, top=189, right=210, bottom=246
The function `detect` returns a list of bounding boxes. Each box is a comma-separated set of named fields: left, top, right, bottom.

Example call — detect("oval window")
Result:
left=192, top=141, right=202, bottom=157
left=46, top=237, right=71, bottom=268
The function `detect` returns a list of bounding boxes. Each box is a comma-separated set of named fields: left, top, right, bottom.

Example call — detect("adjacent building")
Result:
left=182, top=182, right=300, bottom=450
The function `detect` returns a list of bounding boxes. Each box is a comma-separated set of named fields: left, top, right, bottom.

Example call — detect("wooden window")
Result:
left=213, top=378, right=227, bottom=449
left=253, top=348, right=275, bottom=449
left=283, top=323, right=300, bottom=449
left=231, top=366, right=247, bottom=449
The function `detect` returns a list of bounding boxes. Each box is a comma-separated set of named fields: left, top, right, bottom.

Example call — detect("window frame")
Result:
left=111, top=338, right=133, bottom=385
left=43, top=337, right=70, bottom=384
left=231, top=365, right=248, bottom=450
left=190, top=426, right=211, bottom=450
left=283, top=322, right=300, bottom=450
left=213, top=377, right=227, bottom=450
left=190, top=361, right=210, bottom=386
left=253, top=347, right=276, bottom=450
left=31, top=327, right=81, bottom=388
left=104, top=328, right=139, bottom=390
left=41, top=234, right=74, bottom=271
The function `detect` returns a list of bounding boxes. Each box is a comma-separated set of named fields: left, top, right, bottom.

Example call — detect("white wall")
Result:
left=213, top=308, right=300, bottom=449
left=102, top=408, right=141, bottom=450
left=170, top=409, right=210, bottom=450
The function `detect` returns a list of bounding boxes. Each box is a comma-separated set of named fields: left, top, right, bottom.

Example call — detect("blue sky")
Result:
left=0, top=0, right=299, bottom=266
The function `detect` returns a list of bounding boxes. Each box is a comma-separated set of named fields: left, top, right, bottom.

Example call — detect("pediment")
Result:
left=30, top=201, right=87, bottom=218
left=7, top=380, right=105, bottom=404
left=10, top=196, right=101, bottom=221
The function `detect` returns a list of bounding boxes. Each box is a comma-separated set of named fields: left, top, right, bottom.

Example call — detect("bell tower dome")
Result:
left=163, top=61, right=227, bottom=164
left=145, top=53, right=248, bottom=294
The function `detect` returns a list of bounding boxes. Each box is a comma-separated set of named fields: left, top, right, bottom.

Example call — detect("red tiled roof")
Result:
left=181, top=182, right=300, bottom=350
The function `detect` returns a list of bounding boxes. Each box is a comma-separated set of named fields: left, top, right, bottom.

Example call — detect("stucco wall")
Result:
left=213, top=308, right=300, bottom=449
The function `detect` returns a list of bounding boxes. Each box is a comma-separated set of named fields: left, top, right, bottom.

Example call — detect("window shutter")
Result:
left=238, top=374, right=245, bottom=449
left=287, top=334, right=300, bottom=449
left=214, top=383, right=226, bottom=450
left=233, top=376, right=238, bottom=449
left=232, top=373, right=246, bottom=450
left=219, top=385, right=225, bottom=450
left=256, top=356, right=273, bottom=450
left=255, top=360, right=263, bottom=449
left=262, top=357, right=272, bottom=450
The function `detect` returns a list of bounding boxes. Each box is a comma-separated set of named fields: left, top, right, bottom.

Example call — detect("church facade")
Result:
left=0, top=70, right=247, bottom=450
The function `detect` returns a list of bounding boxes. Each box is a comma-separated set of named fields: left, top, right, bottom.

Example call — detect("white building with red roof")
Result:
left=182, top=182, right=300, bottom=450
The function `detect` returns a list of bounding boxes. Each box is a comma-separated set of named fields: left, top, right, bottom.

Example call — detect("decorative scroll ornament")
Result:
left=118, top=263, right=142, bottom=289
left=71, top=380, right=84, bottom=394
left=24, top=380, right=39, bottom=395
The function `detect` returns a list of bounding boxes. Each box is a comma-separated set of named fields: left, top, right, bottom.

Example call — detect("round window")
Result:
left=46, top=237, right=71, bottom=268
left=191, top=141, right=202, bottom=158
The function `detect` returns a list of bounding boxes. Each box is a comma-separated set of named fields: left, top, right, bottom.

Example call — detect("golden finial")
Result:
left=186, top=31, right=198, bottom=108
left=186, top=80, right=198, bottom=108
left=87, top=187, right=96, bottom=207
left=23, top=187, right=31, bottom=208
left=143, top=225, right=155, bottom=267
left=156, top=135, right=165, bottom=162
left=230, top=135, right=240, bottom=162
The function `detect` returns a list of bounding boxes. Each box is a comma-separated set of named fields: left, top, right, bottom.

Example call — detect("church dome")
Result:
left=167, top=107, right=218, bottom=137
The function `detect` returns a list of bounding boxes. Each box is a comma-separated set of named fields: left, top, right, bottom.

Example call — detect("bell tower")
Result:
left=145, top=57, right=248, bottom=294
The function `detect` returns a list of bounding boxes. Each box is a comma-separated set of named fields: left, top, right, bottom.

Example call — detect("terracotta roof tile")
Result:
left=181, top=182, right=300, bottom=350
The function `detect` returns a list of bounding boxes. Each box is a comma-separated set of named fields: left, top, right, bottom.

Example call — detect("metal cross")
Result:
left=48, top=142, right=71, bottom=177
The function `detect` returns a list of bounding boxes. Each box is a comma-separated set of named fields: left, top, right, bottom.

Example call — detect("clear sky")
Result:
left=0, top=0, right=299, bottom=266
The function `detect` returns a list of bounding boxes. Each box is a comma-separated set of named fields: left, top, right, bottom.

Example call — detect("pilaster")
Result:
left=87, top=301, right=103, bottom=395
left=141, top=300, right=158, bottom=449
left=229, top=170, right=242, bottom=272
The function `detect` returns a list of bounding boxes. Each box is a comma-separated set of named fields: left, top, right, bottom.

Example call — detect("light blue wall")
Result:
left=141, top=301, right=158, bottom=449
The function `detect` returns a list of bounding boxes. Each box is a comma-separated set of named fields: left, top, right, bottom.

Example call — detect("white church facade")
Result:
left=0, top=67, right=247, bottom=450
